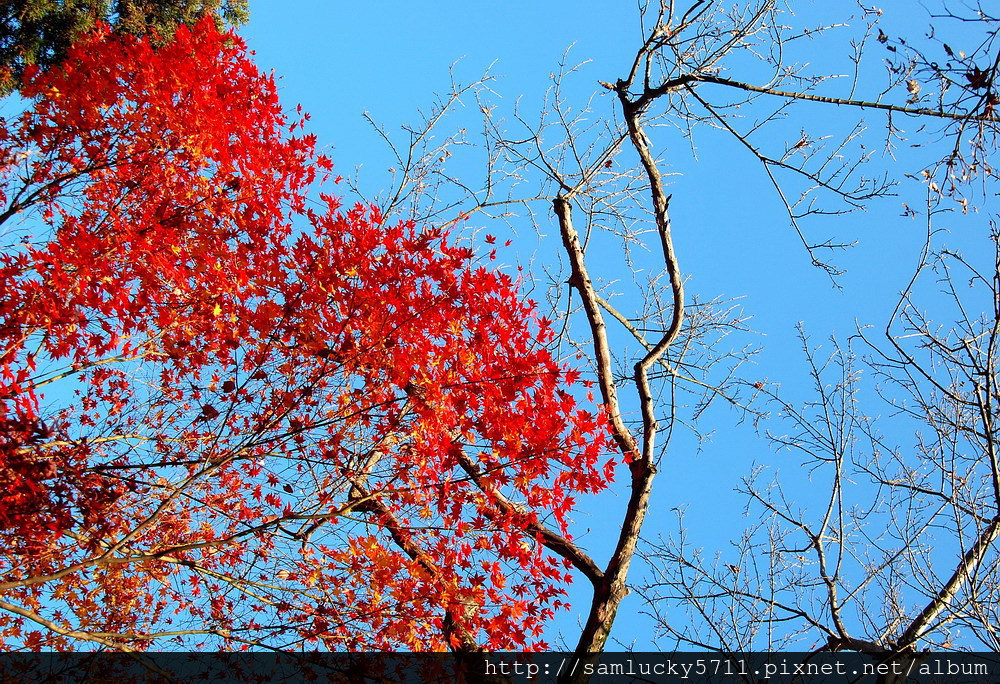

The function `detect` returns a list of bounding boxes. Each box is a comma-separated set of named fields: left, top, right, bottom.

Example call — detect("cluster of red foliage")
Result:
left=0, top=20, right=612, bottom=650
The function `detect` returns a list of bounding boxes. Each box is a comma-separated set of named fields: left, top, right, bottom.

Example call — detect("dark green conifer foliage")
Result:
left=0, top=1, right=249, bottom=94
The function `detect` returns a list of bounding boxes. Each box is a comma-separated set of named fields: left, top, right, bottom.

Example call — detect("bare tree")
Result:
left=625, top=0, right=1000, bottom=661
left=288, top=0, right=1000, bottom=671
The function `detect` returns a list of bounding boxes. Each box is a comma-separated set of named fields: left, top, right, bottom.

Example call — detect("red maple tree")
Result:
left=0, top=20, right=612, bottom=651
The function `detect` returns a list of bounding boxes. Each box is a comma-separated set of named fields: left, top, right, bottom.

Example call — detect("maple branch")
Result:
left=0, top=597, right=137, bottom=651
left=346, top=476, right=482, bottom=653
left=453, top=447, right=605, bottom=586
left=0, top=164, right=110, bottom=229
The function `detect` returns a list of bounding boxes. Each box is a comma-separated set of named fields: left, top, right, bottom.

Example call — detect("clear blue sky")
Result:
left=242, top=2, right=991, bottom=650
